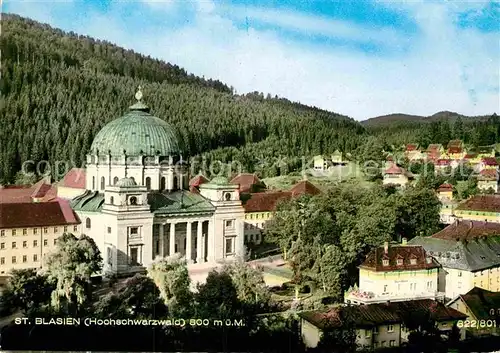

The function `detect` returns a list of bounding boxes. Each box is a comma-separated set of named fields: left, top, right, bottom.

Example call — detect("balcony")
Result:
left=344, top=288, right=445, bottom=305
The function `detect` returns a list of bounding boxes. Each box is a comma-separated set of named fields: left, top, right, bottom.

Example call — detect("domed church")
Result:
left=69, top=87, right=245, bottom=276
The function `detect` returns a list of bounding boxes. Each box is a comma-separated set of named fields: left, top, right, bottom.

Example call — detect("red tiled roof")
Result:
left=189, top=174, right=209, bottom=187
left=230, top=173, right=264, bottom=193
left=464, top=153, right=478, bottom=159
left=299, top=299, right=465, bottom=330
left=435, top=159, right=451, bottom=166
left=447, top=140, right=463, bottom=149
left=0, top=200, right=80, bottom=229
left=59, top=168, right=86, bottom=189
left=384, top=163, right=403, bottom=175
left=406, top=144, right=418, bottom=152
left=456, top=195, right=500, bottom=213
left=482, top=157, right=499, bottom=166
left=290, top=180, right=321, bottom=196
left=448, top=147, right=463, bottom=154
left=0, top=179, right=55, bottom=204
left=243, top=192, right=292, bottom=213
left=478, top=169, right=499, bottom=181
left=432, top=220, right=500, bottom=241
left=427, top=144, right=443, bottom=152
left=437, top=183, right=454, bottom=192
left=360, top=245, right=439, bottom=272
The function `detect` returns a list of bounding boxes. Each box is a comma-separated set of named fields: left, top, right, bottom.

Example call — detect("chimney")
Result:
left=384, top=241, right=389, bottom=254
left=402, top=238, right=407, bottom=246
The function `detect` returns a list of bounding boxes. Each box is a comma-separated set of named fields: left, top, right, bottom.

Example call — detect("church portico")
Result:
left=153, top=219, right=211, bottom=264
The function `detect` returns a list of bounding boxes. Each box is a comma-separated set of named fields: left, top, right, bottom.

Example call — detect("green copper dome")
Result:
left=116, top=177, right=137, bottom=187
left=90, top=93, right=181, bottom=157
left=210, top=176, right=229, bottom=185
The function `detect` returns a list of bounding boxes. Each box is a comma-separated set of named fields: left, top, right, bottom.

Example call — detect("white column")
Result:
left=169, top=223, right=176, bottom=256
left=196, top=221, right=204, bottom=263
left=159, top=224, right=164, bottom=258
left=207, top=220, right=215, bottom=263
left=186, top=222, right=192, bottom=263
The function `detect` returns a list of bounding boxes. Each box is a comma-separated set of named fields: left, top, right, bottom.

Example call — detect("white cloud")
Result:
left=5, top=0, right=499, bottom=120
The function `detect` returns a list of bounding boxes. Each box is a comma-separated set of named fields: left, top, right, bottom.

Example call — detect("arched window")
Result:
left=160, top=177, right=166, bottom=191
left=92, top=176, right=95, bottom=190
left=86, top=218, right=91, bottom=229
left=146, top=177, right=151, bottom=190
left=113, top=176, right=119, bottom=185
left=173, top=176, right=178, bottom=190
left=100, top=177, right=105, bottom=190
left=110, top=196, right=114, bottom=205
left=130, top=196, right=137, bottom=205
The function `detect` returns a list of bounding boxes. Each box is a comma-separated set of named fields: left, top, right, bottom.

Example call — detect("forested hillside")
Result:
left=364, top=111, right=499, bottom=148
left=0, top=14, right=366, bottom=183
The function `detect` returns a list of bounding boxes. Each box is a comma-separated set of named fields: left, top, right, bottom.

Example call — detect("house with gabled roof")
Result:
left=409, top=220, right=500, bottom=300
left=447, top=287, right=500, bottom=337
left=229, top=173, right=266, bottom=194
left=344, top=240, right=442, bottom=305
left=453, top=194, right=500, bottom=223
left=477, top=169, right=499, bottom=193
left=426, top=144, right=444, bottom=161
left=299, top=299, right=466, bottom=350
left=382, top=163, right=413, bottom=188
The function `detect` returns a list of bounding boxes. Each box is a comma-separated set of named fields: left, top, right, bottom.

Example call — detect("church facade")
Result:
left=70, top=88, right=246, bottom=276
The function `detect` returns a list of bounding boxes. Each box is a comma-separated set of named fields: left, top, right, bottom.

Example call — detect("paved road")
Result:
left=0, top=311, right=22, bottom=330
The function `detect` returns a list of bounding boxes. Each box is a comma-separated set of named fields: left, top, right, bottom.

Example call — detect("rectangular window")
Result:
left=44, top=239, right=48, bottom=246
left=225, top=238, right=233, bottom=255
left=64, top=226, right=68, bottom=232
left=12, top=242, right=16, bottom=249
left=458, top=271, right=462, bottom=277
left=33, top=254, right=38, bottom=262
left=0, top=243, right=4, bottom=250
left=23, top=228, right=27, bottom=235
left=23, top=241, right=27, bottom=248
left=54, top=227, right=58, bottom=233
left=107, top=227, right=112, bottom=233
left=384, top=285, right=388, bottom=293
left=54, top=239, right=57, bottom=245
left=0, top=257, right=4, bottom=264
left=225, top=220, right=234, bottom=228
left=12, top=229, right=16, bottom=236
left=130, top=227, right=139, bottom=235
left=33, top=228, right=38, bottom=234
left=12, top=256, right=16, bottom=264
left=33, top=240, right=38, bottom=247
left=388, top=325, right=394, bottom=332
left=0, top=230, right=4, bottom=237
left=390, top=340, right=396, bottom=347
left=22, top=255, right=27, bottom=263
left=73, top=225, right=78, bottom=232
left=43, top=227, right=48, bottom=234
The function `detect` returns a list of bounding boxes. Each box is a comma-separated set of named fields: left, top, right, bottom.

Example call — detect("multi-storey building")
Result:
left=299, top=299, right=466, bottom=351
left=382, top=163, right=412, bottom=188
left=0, top=200, right=80, bottom=274
left=344, top=240, right=442, bottom=305
left=241, top=180, right=321, bottom=245
left=453, top=195, right=500, bottom=223
left=410, top=220, right=500, bottom=300
left=477, top=169, right=499, bottom=193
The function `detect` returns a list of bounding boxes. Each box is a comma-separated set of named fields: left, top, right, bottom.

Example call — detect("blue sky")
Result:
left=4, top=0, right=500, bottom=120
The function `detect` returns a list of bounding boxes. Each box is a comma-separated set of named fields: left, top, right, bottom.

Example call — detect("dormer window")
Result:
left=382, top=259, right=389, bottom=266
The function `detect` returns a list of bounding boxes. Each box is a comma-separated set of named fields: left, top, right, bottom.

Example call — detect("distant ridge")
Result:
left=362, top=111, right=492, bottom=127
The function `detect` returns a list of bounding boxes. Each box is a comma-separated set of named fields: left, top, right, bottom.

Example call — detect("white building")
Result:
left=65, top=88, right=246, bottom=276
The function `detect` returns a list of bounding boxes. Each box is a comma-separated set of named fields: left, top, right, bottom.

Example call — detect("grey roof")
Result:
left=409, top=236, right=500, bottom=272
left=148, top=190, right=215, bottom=216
